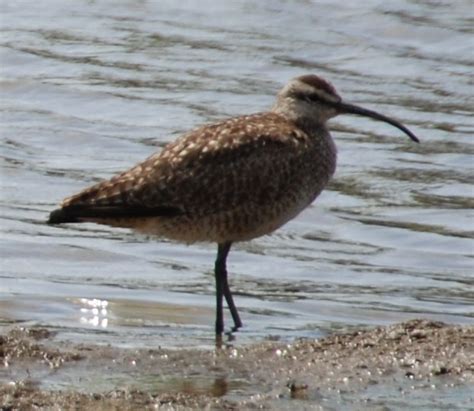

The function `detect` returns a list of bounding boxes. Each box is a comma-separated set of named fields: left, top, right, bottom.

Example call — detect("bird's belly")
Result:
left=95, top=184, right=324, bottom=244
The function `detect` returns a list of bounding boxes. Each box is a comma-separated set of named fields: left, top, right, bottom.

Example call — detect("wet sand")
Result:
left=1, top=319, right=473, bottom=410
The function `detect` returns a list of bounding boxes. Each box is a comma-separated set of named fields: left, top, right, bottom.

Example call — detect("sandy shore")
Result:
left=1, top=319, right=473, bottom=410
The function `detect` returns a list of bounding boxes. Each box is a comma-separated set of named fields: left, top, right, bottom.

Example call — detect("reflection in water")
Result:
left=211, top=376, right=229, bottom=398
left=79, top=298, right=109, bottom=329
left=167, top=376, right=230, bottom=398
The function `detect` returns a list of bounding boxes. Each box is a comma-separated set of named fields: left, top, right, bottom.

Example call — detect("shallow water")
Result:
left=1, top=0, right=473, bottom=354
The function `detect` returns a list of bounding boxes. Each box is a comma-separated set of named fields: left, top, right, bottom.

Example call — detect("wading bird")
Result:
left=49, top=74, right=419, bottom=334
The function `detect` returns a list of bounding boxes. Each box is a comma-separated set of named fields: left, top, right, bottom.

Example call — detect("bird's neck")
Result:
left=271, top=97, right=337, bottom=178
left=271, top=97, right=330, bottom=137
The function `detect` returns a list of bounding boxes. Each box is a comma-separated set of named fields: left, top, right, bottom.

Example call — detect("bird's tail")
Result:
left=48, top=208, right=80, bottom=224
left=47, top=204, right=183, bottom=224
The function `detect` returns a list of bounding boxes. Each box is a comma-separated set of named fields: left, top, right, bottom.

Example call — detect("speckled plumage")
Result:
left=57, top=111, right=336, bottom=243
left=49, top=74, right=419, bottom=334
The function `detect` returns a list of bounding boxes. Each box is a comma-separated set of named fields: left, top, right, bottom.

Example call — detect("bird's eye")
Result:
left=291, top=91, right=322, bottom=104
left=307, top=93, right=323, bottom=103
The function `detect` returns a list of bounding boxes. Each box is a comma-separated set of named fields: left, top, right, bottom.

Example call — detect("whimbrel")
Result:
left=48, top=74, right=419, bottom=335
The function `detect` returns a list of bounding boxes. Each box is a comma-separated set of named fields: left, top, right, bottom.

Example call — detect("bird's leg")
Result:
left=215, top=242, right=242, bottom=334
left=219, top=242, right=242, bottom=330
left=222, top=253, right=242, bottom=331
left=214, top=247, right=224, bottom=335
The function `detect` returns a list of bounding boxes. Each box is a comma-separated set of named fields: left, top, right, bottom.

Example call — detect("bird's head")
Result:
left=273, top=74, right=419, bottom=143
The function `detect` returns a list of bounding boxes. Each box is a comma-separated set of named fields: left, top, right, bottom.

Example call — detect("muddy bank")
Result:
left=1, top=320, right=473, bottom=410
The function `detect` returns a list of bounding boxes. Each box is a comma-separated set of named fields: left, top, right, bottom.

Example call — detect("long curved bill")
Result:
left=338, top=101, right=420, bottom=143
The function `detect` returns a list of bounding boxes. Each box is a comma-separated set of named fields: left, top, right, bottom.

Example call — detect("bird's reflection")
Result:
left=214, top=328, right=238, bottom=349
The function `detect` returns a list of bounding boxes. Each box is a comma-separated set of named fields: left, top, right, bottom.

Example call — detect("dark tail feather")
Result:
left=48, top=204, right=183, bottom=224
left=48, top=208, right=80, bottom=224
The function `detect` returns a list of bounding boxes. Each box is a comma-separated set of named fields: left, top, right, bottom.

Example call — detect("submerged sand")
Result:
left=1, top=320, right=473, bottom=410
